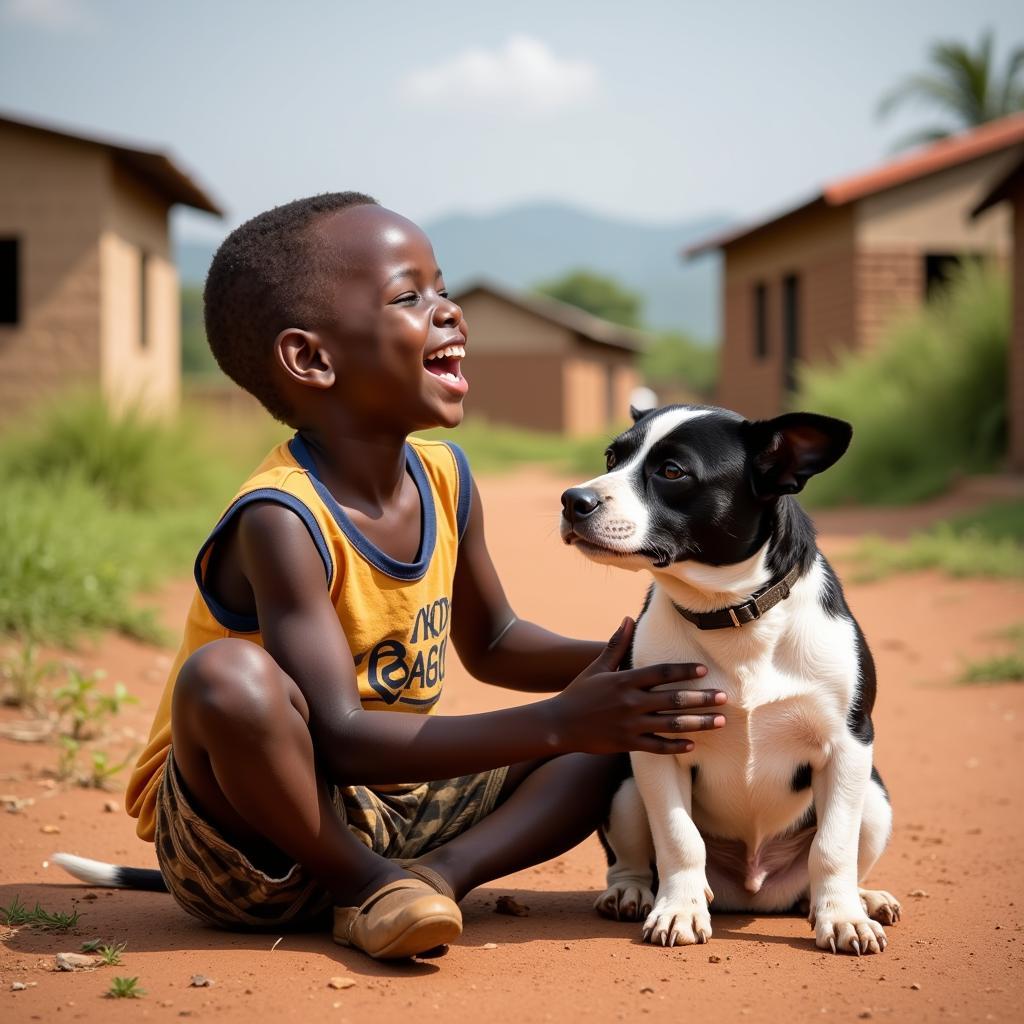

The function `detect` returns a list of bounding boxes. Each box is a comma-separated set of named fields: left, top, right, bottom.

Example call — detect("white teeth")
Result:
left=425, top=344, right=465, bottom=361
left=441, top=372, right=458, bottom=382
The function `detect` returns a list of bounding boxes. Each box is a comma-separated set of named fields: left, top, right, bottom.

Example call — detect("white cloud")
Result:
left=400, top=35, right=598, bottom=117
left=2, top=0, right=88, bottom=31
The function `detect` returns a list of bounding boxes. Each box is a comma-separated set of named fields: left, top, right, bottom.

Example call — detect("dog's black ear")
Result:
left=630, top=404, right=655, bottom=424
left=745, top=413, right=852, bottom=497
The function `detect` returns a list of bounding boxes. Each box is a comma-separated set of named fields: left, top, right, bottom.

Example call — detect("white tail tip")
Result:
left=52, top=852, right=122, bottom=887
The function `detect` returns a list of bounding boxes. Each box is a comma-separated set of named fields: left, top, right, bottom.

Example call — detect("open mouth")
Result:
left=423, top=343, right=467, bottom=393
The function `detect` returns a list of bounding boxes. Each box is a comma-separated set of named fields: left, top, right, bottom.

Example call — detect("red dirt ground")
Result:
left=2, top=469, right=1023, bottom=1023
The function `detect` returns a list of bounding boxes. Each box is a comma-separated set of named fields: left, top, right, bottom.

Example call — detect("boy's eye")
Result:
left=605, top=449, right=617, bottom=470
left=657, top=462, right=686, bottom=480
left=392, top=292, right=419, bottom=304
left=439, top=290, right=449, bottom=299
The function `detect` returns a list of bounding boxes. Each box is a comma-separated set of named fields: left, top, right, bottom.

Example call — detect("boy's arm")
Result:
left=236, top=503, right=714, bottom=787
left=451, top=480, right=613, bottom=692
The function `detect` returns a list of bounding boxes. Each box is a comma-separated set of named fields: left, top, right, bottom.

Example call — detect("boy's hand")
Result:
left=551, top=617, right=725, bottom=755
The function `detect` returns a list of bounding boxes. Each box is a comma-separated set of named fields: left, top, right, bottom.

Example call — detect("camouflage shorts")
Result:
left=153, top=752, right=508, bottom=930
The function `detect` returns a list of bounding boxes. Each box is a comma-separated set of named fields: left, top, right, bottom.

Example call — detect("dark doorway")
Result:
left=782, top=273, right=800, bottom=393
left=0, top=238, right=19, bottom=325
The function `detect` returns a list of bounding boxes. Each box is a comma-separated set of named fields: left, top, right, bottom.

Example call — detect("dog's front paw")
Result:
left=595, top=879, right=654, bottom=922
left=812, top=900, right=887, bottom=955
left=641, top=886, right=712, bottom=947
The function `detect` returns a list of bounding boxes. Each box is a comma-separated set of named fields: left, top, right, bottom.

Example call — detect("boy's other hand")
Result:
left=550, top=617, right=726, bottom=756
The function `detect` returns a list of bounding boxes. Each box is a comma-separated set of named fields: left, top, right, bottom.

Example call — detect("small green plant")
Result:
left=81, top=937, right=104, bottom=952
left=107, top=976, right=144, bottom=999
left=84, top=749, right=136, bottom=790
left=0, top=898, right=79, bottom=931
left=0, top=641, right=61, bottom=710
left=1, top=895, right=33, bottom=926
left=53, top=668, right=137, bottom=741
left=98, top=941, right=128, bottom=966
left=56, top=736, right=81, bottom=781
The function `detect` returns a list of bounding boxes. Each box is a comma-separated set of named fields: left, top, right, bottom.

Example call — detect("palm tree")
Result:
left=878, top=31, right=1024, bottom=150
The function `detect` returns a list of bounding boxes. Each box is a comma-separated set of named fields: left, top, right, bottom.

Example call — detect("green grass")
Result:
left=851, top=500, right=1024, bottom=582
left=0, top=394, right=285, bottom=647
left=798, top=263, right=1009, bottom=507
left=0, top=897, right=80, bottom=931
left=961, top=652, right=1024, bottom=684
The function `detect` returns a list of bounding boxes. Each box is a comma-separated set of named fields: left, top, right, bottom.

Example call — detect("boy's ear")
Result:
left=275, top=329, right=336, bottom=389
left=745, top=412, right=852, bottom=498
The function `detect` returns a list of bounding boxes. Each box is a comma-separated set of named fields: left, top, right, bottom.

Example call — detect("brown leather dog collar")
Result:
left=671, top=564, right=802, bottom=630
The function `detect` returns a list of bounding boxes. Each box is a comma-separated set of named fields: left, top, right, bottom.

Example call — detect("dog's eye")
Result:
left=605, top=449, right=617, bottom=470
left=658, top=462, right=685, bottom=480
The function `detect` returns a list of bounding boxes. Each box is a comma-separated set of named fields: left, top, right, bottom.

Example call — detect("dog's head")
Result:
left=559, top=404, right=851, bottom=574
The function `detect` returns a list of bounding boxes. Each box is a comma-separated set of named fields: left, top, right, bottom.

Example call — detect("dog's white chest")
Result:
left=632, top=586, right=857, bottom=850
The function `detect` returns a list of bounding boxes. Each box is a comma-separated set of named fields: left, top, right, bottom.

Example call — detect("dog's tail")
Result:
left=52, top=852, right=167, bottom=893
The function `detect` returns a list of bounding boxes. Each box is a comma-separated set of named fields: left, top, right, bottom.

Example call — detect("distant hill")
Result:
left=175, top=202, right=729, bottom=341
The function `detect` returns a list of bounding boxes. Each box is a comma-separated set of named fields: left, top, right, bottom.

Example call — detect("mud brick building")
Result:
left=452, top=280, right=643, bottom=435
left=0, top=113, right=220, bottom=421
left=688, top=113, right=1024, bottom=423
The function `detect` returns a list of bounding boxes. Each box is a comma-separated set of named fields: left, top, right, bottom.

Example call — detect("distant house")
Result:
left=452, top=280, right=644, bottom=435
left=0, top=112, right=221, bottom=421
left=687, top=113, right=1024, bottom=421
left=973, top=154, right=1024, bottom=472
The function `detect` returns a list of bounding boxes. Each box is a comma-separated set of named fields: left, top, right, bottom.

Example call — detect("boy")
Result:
left=124, top=192, right=725, bottom=960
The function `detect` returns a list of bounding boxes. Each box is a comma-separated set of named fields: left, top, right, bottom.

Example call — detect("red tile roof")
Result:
left=686, top=112, right=1024, bottom=257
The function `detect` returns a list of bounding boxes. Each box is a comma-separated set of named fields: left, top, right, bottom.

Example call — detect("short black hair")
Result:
left=203, top=191, right=378, bottom=424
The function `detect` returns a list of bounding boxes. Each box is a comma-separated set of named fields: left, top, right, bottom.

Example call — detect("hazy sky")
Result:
left=2, top=0, right=1022, bottom=243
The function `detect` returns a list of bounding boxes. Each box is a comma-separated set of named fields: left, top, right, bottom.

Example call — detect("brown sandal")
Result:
left=333, top=878, right=462, bottom=960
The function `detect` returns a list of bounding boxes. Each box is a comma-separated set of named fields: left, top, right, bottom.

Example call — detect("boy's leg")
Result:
left=171, top=638, right=407, bottom=907
left=411, top=751, right=630, bottom=901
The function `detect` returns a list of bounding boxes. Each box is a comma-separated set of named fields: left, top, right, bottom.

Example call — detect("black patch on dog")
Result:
left=870, top=764, right=890, bottom=801
left=764, top=498, right=819, bottom=581
left=818, top=557, right=849, bottom=618
left=847, top=621, right=877, bottom=744
left=791, top=762, right=813, bottom=792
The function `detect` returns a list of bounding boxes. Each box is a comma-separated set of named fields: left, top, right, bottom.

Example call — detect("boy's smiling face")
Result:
left=301, top=204, right=469, bottom=433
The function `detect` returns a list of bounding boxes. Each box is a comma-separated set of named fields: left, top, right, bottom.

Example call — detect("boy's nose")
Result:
left=561, top=487, right=602, bottom=523
left=434, top=295, right=463, bottom=327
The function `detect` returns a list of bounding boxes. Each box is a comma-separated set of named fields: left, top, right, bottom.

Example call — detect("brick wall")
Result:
left=854, top=248, right=924, bottom=350
left=717, top=205, right=857, bottom=419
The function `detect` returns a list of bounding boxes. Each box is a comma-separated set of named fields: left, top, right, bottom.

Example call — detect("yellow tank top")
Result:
left=125, top=434, right=472, bottom=841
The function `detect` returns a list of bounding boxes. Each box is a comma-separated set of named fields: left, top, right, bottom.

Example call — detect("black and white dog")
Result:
left=560, top=404, right=900, bottom=955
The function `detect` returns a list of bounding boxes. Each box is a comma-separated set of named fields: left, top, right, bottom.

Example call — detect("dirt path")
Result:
left=2, top=469, right=1023, bottom=1023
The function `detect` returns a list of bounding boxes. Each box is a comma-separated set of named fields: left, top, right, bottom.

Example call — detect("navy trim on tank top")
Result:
left=445, top=441, right=473, bottom=541
left=193, top=487, right=334, bottom=633
left=288, top=434, right=437, bottom=582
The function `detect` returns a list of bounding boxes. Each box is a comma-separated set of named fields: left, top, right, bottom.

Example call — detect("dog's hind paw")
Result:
left=859, top=888, right=902, bottom=926
left=595, top=880, right=654, bottom=922
left=641, top=896, right=712, bottom=947
left=814, top=913, right=887, bottom=955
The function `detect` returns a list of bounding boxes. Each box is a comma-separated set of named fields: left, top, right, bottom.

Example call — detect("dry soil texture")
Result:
left=2, top=470, right=1023, bottom=1024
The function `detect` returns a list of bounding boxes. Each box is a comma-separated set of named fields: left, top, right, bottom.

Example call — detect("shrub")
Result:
left=797, top=263, right=1009, bottom=506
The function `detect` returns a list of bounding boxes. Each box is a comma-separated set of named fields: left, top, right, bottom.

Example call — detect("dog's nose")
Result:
left=561, top=487, right=602, bottom=522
